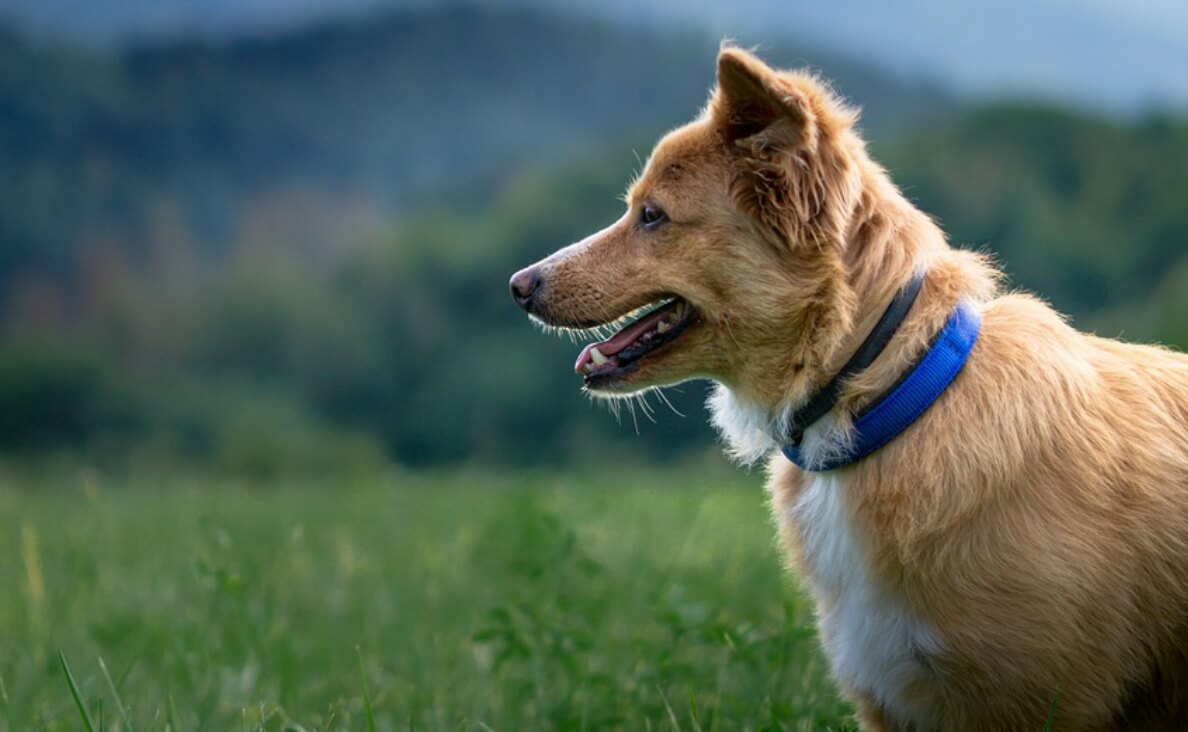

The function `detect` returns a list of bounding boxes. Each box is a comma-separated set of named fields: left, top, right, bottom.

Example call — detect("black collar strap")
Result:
left=784, top=270, right=926, bottom=446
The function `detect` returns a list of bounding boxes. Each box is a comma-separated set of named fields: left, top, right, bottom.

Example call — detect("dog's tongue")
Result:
left=573, top=302, right=677, bottom=374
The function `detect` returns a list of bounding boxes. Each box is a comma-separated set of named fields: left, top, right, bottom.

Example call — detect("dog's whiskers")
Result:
left=625, top=398, right=640, bottom=435
left=607, top=393, right=622, bottom=424
left=531, top=298, right=676, bottom=347
left=652, top=387, right=686, bottom=418
left=631, top=393, right=657, bottom=425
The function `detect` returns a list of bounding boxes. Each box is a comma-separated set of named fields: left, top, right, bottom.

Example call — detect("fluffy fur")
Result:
left=513, top=46, right=1188, bottom=729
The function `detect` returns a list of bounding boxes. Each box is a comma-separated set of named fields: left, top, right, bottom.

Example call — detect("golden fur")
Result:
left=512, top=47, right=1188, bottom=729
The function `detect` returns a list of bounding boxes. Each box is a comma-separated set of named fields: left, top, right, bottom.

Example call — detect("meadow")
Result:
left=0, top=465, right=853, bottom=731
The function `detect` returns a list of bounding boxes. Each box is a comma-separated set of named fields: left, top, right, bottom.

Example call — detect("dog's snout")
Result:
left=509, top=266, right=542, bottom=312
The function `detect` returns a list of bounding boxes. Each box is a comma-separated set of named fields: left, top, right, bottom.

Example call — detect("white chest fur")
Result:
left=791, top=473, right=943, bottom=726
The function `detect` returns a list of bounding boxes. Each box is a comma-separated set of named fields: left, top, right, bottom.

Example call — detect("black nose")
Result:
left=509, top=267, right=541, bottom=311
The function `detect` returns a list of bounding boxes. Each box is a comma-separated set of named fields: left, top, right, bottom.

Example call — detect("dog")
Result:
left=509, top=47, right=1188, bottom=730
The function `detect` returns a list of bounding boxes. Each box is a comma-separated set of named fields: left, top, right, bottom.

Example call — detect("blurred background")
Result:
left=1, top=0, right=1187, bottom=476
left=1, top=1, right=1187, bottom=728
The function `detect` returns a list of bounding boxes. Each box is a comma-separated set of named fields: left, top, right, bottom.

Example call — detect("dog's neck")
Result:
left=710, top=173, right=993, bottom=466
left=783, top=269, right=926, bottom=447
left=708, top=293, right=939, bottom=468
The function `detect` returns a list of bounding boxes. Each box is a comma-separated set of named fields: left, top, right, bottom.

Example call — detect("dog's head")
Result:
left=510, top=48, right=867, bottom=402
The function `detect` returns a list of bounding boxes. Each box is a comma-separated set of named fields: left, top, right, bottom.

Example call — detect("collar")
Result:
left=781, top=273, right=982, bottom=472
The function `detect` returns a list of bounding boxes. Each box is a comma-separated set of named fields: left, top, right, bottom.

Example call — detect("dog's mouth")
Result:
left=573, top=296, right=696, bottom=389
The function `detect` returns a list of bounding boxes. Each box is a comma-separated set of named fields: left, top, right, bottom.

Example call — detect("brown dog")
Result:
left=510, top=47, right=1188, bottom=730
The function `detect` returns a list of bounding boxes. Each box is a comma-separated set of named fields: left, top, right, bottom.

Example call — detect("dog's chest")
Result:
left=790, top=474, right=943, bottom=725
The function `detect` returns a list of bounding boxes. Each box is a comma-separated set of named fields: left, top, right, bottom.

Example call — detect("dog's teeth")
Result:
left=590, top=347, right=608, bottom=365
left=656, top=320, right=671, bottom=334
left=583, top=362, right=594, bottom=374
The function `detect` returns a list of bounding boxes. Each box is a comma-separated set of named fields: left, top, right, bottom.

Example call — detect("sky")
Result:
left=2, top=0, right=1186, bottom=112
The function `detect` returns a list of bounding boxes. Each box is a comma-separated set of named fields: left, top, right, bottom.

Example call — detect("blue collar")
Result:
left=781, top=300, right=982, bottom=472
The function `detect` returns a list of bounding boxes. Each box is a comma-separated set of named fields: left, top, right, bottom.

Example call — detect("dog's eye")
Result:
left=640, top=204, right=668, bottom=229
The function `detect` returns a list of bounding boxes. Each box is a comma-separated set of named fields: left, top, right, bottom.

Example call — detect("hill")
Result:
left=0, top=5, right=948, bottom=299
left=5, top=0, right=1188, bottom=112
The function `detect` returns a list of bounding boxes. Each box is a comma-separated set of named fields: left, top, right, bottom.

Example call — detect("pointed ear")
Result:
left=713, top=48, right=815, bottom=149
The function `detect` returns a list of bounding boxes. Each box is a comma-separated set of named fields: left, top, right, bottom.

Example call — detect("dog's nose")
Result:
left=509, top=267, right=542, bottom=311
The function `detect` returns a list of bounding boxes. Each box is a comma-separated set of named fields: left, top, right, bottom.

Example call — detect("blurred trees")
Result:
left=878, top=106, right=1188, bottom=324
left=0, top=8, right=1185, bottom=472
left=0, top=6, right=949, bottom=300
left=3, top=109, right=1187, bottom=472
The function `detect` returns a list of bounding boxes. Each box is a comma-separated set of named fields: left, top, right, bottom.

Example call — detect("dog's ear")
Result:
left=713, top=48, right=816, bottom=151
left=712, top=48, right=859, bottom=259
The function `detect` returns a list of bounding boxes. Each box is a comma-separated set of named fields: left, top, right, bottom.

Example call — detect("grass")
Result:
left=57, top=649, right=95, bottom=732
left=0, top=464, right=853, bottom=730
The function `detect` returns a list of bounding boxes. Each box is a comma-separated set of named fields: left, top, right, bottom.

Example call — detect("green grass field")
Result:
left=0, top=465, right=853, bottom=731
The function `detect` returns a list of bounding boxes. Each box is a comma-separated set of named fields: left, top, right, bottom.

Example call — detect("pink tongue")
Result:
left=574, top=303, right=674, bottom=374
